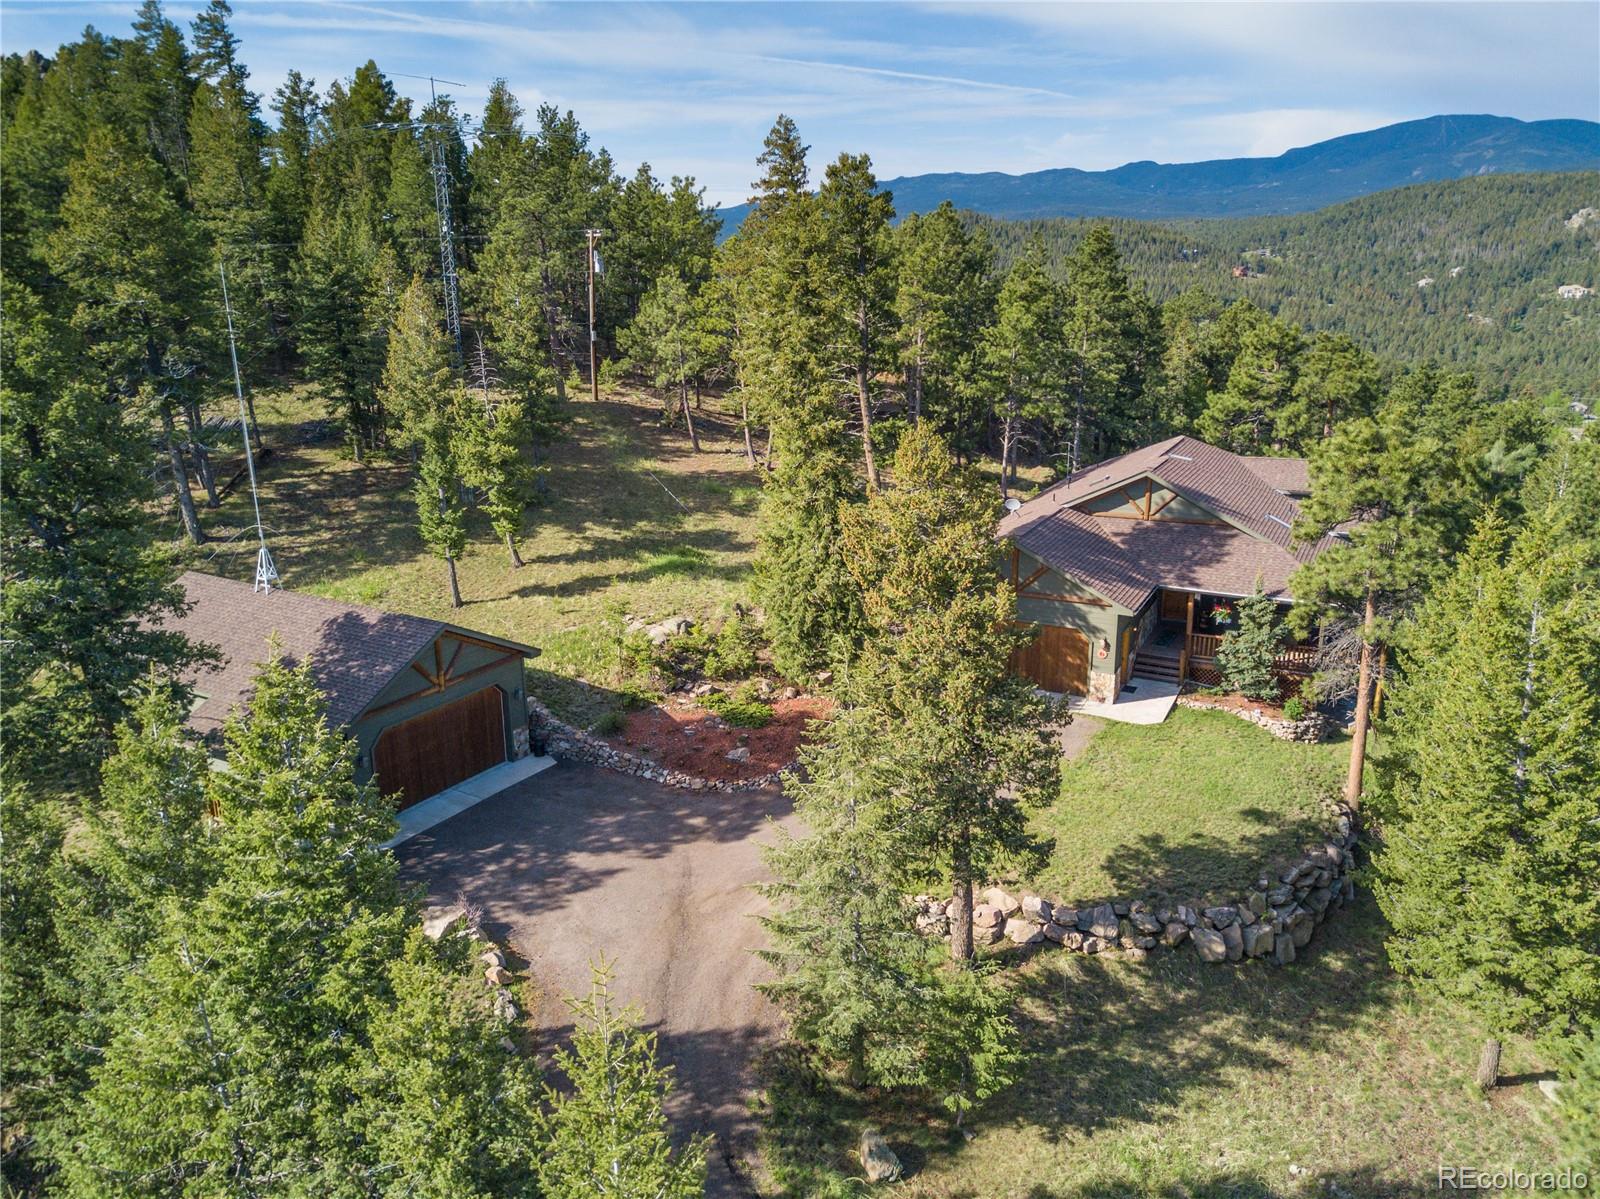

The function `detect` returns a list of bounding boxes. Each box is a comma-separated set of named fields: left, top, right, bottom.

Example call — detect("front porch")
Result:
left=1133, top=589, right=1316, bottom=689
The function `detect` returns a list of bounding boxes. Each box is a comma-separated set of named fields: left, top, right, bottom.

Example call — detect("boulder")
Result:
left=645, top=616, right=693, bottom=645
left=1267, top=885, right=1294, bottom=906
left=1054, top=907, right=1079, bottom=930
left=1130, top=911, right=1162, bottom=935
left=485, top=965, right=513, bottom=986
left=1061, top=930, right=1086, bottom=951
left=1132, top=935, right=1157, bottom=950
left=1177, top=905, right=1198, bottom=927
left=1238, top=907, right=1257, bottom=927
left=1162, top=921, right=1190, bottom=947
left=1122, top=946, right=1149, bottom=962
left=1021, top=894, right=1053, bottom=922
left=1074, top=908, right=1094, bottom=932
left=1193, top=927, right=1228, bottom=962
left=975, top=921, right=1005, bottom=946
left=481, top=948, right=506, bottom=968
left=1081, top=935, right=1111, bottom=954
left=1242, top=923, right=1275, bottom=958
left=724, top=746, right=751, bottom=763
left=1246, top=891, right=1269, bottom=918
left=1004, top=918, right=1045, bottom=946
left=493, top=990, right=521, bottom=1021
left=1042, top=921, right=1071, bottom=944
left=422, top=904, right=467, bottom=940
left=1291, top=920, right=1316, bottom=949
left=859, top=1129, right=902, bottom=1184
left=982, top=886, right=1021, bottom=916
left=972, top=903, right=1004, bottom=929
left=1203, top=905, right=1239, bottom=928
left=1088, top=903, right=1120, bottom=940
left=1274, top=934, right=1296, bottom=965
left=1305, top=886, right=1333, bottom=915
left=1220, top=921, right=1244, bottom=961
left=1113, top=901, right=1131, bottom=917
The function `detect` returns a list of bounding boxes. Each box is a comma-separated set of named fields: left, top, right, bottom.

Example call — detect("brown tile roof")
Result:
left=998, top=436, right=1332, bottom=610
left=170, top=572, right=533, bottom=736
left=1241, top=456, right=1310, bottom=495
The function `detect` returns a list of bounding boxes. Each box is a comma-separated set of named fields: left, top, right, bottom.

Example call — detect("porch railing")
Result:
left=1184, top=634, right=1316, bottom=675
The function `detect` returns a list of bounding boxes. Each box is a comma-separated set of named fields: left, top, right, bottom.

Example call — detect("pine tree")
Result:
left=817, top=151, right=897, bottom=488
left=296, top=200, right=387, bottom=458
left=620, top=273, right=704, bottom=449
left=893, top=202, right=996, bottom=456
left=1292, top=397, right=1465, bottom=806
left=44, top=125, right=215, bottom=541
left=535, top=962, right=708, bottom=1199
left=0, top=277, right=207, bottom=783
left=1286, top=331, right=1380, bottom=445
left=979, top=249, right=1065, bottom=495
left=1370, top=508, right=1600, bottom=1068
left=55, top=655, right=408, bottom=1194
left=266, top=69, right=318, bottom=251
left=1060, top=224, right=1150, bottom=470
left=1199, top=314, right=1303, bottom=454
left=467, top=78, right=525, bottom=231
left=838, top=426, right=1058, bottom=959
left=463, top=337, right=544, bottom=569
left=188, top=0, right=247, bottom=94
left=1214, top=583, right=1283, bottom=701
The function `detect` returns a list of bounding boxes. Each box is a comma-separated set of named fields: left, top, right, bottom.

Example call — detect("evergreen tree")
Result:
left=1287, top=331, right=1381, bottom=445
left=0, top=278, right=206, bottom=783
left=463, top=338, right=544, bottom=569
left=817, top=151, right=897, bottom=488
left=1199, top=314, right=1303, bottom=454
left=1155, top=287, right=1228, bottom=432
left=1060, top=223, right=1151, bottom=470
left=266, top=69, right=318, bottom=253
left=620, top=272, right=705, bottom=449
left=296, top=200, right=387, bottom=458
left=838, top=426, right=1058, bottom=958
left=1292, top=397, right=1468, bottom=806
left=979, top=249, right=1065, bottom=495
left=127, top=0, right=195, bottom=180
left=467, top=78, right=525, bottom=231
left=535, top=963, right=708, bottom=1199
left=188, top=0, right=247, bottom=94
left=1370, top=508, right=1600, bottom=1068
left=1214, top=583, right=1283, bottom=701
left=44, top=125, right=215, bottom=541
left=605, top=162, right=673, bottom=327
left=893, top=202, right=996, bottom=456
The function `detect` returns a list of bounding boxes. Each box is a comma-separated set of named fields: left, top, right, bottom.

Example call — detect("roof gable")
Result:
left=170, top=572, right=533, bottom=735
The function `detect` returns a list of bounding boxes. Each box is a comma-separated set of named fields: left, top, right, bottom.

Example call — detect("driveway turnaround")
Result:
left=395, top=760, right=797, bottom=1198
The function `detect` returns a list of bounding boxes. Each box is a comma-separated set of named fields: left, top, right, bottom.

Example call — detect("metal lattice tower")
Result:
left=429, top=136, right=463, bottom=360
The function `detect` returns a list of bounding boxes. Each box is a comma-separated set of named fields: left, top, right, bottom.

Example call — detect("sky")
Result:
left=3, top=1, right=1597, bottom=208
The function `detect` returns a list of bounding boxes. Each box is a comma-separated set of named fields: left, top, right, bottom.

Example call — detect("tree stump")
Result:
left=1475, top=1037, right=1502, bottom=1091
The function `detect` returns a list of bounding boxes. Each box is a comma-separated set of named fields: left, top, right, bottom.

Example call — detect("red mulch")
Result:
left=605, top=695, right=834, bottom=782
left=1191, top=691, right=1290, bottom=720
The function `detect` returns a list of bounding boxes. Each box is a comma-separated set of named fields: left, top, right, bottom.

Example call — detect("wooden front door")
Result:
left=373, top=685, right=506, bottom=810
left=1010, top=625, right=1090, bottom=695
left=1159, top=589, right=1189, bottom=622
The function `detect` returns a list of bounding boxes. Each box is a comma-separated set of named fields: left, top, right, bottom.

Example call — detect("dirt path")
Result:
left=395, top=760, right=797, bottom=1197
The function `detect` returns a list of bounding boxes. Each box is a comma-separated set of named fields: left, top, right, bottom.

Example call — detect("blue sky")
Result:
left=4, top=1, right=1596, bottom=207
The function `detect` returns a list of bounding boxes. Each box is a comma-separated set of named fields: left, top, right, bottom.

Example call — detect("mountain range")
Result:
left=714, top=115, right=1600, bottom=234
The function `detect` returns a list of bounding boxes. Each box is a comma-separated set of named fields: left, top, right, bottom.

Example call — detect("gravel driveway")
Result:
left=395, top=760, right=797, bottom=1197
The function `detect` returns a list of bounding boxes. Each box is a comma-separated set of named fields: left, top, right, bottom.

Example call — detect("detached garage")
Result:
left=173, top=571, right=537, bottom=809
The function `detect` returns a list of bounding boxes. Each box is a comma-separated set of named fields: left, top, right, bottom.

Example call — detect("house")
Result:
left=1557, top=284, right=1593, bottom=300
left=171, top=571, right=538, bottom=809
left=997, top=436, right=1336, bottom=700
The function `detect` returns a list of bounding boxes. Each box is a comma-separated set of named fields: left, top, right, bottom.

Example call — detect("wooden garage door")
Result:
left=373, top=686, right=506, bottom=810
left=1010, top=625, right=1090, bottom=696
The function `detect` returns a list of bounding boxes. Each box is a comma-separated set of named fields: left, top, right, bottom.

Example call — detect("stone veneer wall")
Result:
left=526, top=698, right=789, bottom=793
left=1176, top=694, right=1332, bottom=742
left=914, top=800, right=1359, bottom=967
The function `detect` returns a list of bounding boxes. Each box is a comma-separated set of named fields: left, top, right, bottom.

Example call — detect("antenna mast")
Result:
left=396, top=73, right=467, bottom=362
left=219, top=262, right=280, bottom=593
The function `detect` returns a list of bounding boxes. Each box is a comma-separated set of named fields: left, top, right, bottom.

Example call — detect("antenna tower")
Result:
left=219, top=262, right=280, bottom=592
left=395, top=73, right=467, bottom=361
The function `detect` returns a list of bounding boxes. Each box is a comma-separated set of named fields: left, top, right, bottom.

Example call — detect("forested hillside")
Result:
left=980, top=172, right=1600, bottom=395
left=716, top=114, right=1600, bottom=230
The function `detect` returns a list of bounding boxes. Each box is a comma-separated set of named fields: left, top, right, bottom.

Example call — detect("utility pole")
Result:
left=220, top=262, right=279, bottom=593
left=585, top=228, right=604, bottom=402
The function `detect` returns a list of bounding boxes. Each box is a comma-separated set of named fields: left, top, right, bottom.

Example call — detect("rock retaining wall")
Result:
left=1177, top=694, right=1331, bottom=742
left=914, top=802, right=1358, bottom=967
left=527, top=698, right=790, bottom=793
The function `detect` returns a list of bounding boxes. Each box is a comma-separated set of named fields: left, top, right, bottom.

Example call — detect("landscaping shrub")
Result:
left=1282, top=695, right=1305, bottom=721
left=1215, top=585, right=1283, bottom=701
left=704, top=685, right=774, bottom=728
left=704, top=610, right=764, bottom=679
left=591, top=708, right=627, bottom=736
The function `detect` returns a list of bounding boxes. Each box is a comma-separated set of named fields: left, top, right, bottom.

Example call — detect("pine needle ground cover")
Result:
left=757, top=898, right=1561, bottom=1198
left=200, top=387, right=764, bottom=727
left=1031, top=708, right=1348, bottom=906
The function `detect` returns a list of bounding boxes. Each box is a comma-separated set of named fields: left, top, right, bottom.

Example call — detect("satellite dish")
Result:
left=1003, top=497, right=1023, bottom=512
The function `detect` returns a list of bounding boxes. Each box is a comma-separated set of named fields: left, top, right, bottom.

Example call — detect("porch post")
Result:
left=1180, top=591, right=1195, bottom=681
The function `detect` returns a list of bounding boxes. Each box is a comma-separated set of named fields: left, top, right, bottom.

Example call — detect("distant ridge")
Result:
left=714, top=115, right=1600, bottom=235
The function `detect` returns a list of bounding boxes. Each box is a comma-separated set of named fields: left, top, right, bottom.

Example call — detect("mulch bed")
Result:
left=604, top=695, right=833, bottom=783
left=1189, top=690, right=1291, bottom=720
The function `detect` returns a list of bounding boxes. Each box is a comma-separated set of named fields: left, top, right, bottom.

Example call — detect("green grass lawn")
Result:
left=196, top=385, right=764, bottom=727
left=756, top=897, right=1565, bottom=1198
left=1029, top=708, right=1350, bottom=908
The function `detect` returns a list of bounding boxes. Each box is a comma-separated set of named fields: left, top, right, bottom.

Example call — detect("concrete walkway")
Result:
left=380, top=753, right=557, bottom=848
left=1068, top=676, right=1180, bottom=725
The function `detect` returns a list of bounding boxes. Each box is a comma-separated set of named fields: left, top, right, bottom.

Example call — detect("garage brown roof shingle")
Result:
left=170, top=572, right=532, bottom=736
left=998, top=437, right=1334, bottom=611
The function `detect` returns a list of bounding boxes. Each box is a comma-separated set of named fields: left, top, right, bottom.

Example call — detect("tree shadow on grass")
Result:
left=756, top=898, right=1404, bottom=1195
left=1020, top=1163, right=1444, bottom=1198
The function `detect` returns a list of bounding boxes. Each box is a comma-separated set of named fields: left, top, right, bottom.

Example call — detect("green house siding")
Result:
left=347, top=635, right=528, bottom=785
